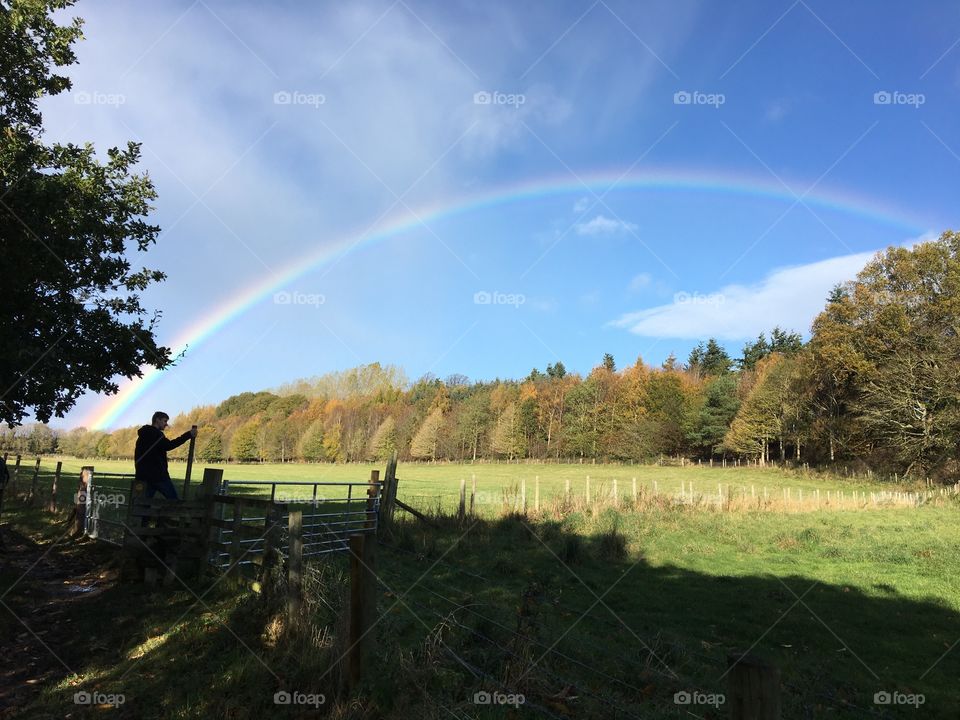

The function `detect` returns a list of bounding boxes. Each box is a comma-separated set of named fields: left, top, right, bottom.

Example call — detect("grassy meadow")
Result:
left=4, top=457, right=959, bottom=717
left=17, top=455, right=931, bottom=515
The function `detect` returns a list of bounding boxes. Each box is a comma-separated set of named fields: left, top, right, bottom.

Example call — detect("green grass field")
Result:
left=19, top=455, right=928, bottom=516
left=5, top=457, right=958, bottom=717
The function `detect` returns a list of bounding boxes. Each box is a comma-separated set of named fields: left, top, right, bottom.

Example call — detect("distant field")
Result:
left=16, top=455, right=932, bottom=517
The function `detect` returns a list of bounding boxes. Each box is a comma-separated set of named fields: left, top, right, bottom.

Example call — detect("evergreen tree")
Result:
left=687, top=375, right=740, bottom=457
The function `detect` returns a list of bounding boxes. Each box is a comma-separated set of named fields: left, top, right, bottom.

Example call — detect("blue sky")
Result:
left=40, top=0, right=960, bottom=429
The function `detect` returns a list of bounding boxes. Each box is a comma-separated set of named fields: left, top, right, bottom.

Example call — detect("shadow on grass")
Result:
left=4, top=507, right=959, bottom=719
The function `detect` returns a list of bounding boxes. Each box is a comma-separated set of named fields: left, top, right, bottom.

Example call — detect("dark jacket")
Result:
left=134, top=425, right=192, bottom=484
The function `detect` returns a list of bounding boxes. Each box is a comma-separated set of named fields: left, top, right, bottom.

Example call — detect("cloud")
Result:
left=573, top=196, right=591, bottom=213
left=611, top=247, right=904, bottom=340
left=575, top=214, right=638, bottom=236
left=763, top=99, right=791, bottom=123
left=629, top=272, right=652, bottom=292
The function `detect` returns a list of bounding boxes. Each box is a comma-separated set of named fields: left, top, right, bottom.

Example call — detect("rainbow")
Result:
left=81, top=167, right=926, bottom=430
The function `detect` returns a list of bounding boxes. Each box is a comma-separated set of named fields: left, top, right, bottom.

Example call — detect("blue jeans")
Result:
left=145, top=477, right=179, bottom=501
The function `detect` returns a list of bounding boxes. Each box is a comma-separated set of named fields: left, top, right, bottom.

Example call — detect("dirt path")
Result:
left=0, top=522, right=118, bottom=717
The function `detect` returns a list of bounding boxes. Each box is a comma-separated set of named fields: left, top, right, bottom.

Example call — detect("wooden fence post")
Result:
left=198, top=469, right=223, bottom=580
left=76, top=466, right=93, bottom=536
left=29, top=457, right=41, bottom=505
left=632, top=477, right=637, bottom=503
left=379, top=452, right=398, bottom=531
left=728, top=653, right=781, bottom=719
left=367, top=470, right=380, bottom=530
left=348, top=532, right=376, bottom=690
left=46, top=461, right=62, bottom=512
left=182, top=425, right=198, bottom=499
left=287, top=509, right=303, bottom=620
left=470, top=474, right=476, bottom=516
left=458, top=478, right=466, bottom=521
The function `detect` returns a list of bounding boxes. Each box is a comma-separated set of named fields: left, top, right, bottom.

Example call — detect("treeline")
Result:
left=6, top=233, right=959, bottom=481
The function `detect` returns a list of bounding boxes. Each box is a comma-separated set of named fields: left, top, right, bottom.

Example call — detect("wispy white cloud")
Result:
left=628, top=272, right=652, bottom=291
left=575, top=214, right=638, bottom=236
left=763, top=99, right=791, bottom=123
left=611, top=236, right=937, bottom=340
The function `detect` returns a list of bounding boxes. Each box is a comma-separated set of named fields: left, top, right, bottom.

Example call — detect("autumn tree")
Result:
left=368, top=416, right=398, bottom=460
left=230, top=418, right=261, bottom=462
left=298, top=419, right=326, bottom=462
left=809, top=233, right=960, bottom=476
left=410, top=407, right=445, bottom=460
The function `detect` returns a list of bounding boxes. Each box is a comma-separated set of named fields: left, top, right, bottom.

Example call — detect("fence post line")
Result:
left=458, top=478, right=466, bottom=521
left=727, top=652, right=781, bottom=719
left=612, top=477, right=618, bottom=506
left=470, top=474, right=476, bottom=516
left=287, top=509, right=303, bottom=620
left=348, top=532, right=376, bottom=690
left=632, top=477, right=637, bottom=503
left=48, top=461, right=62, bottom=512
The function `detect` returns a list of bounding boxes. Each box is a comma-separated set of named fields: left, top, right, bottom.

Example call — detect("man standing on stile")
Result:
left=134, top=411, right=196, bottom=500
